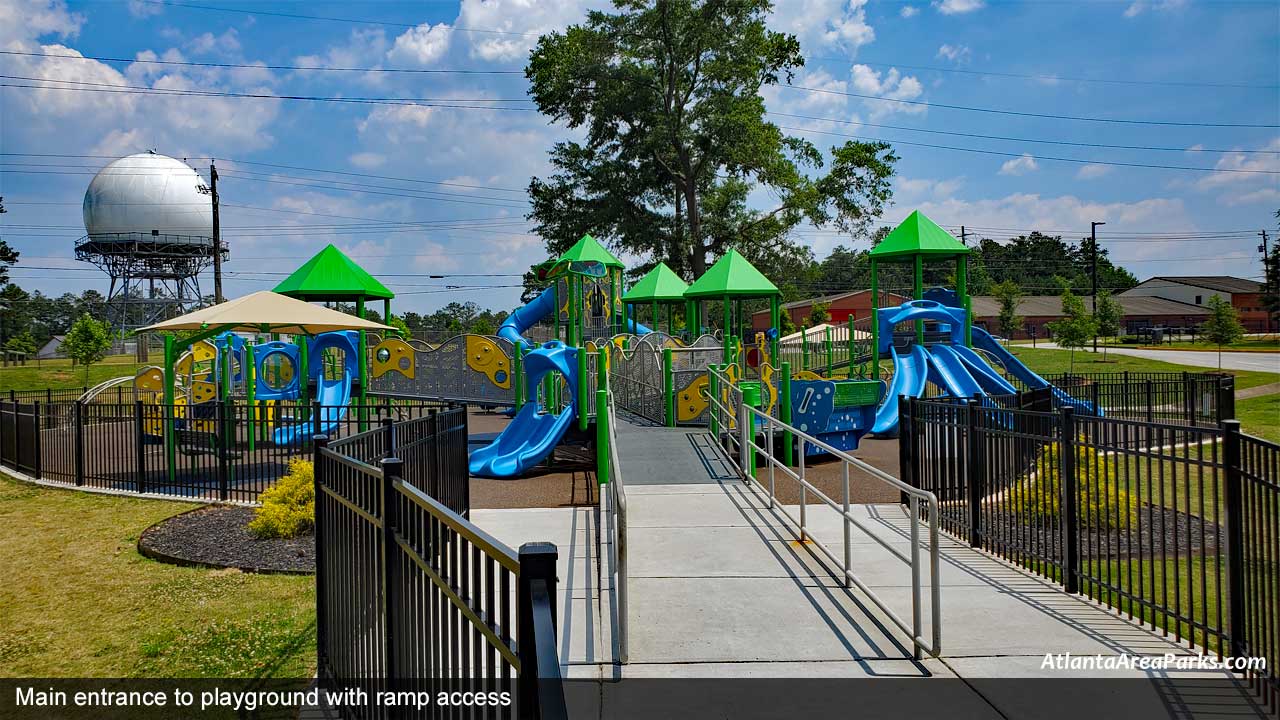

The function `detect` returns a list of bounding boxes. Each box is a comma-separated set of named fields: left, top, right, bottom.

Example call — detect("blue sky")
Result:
left=1, top=0, right=1277, bottom=313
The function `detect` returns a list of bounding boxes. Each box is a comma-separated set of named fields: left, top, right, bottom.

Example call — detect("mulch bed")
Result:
left=976, top=502, right=1224, bottom=560
left=139, top=505, right=315, bottom=574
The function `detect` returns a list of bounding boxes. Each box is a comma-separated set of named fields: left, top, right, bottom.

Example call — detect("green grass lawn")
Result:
left=0, top=475, right=316, bottom=678
left=1009, top=346, right=1279, bottom=390
left=0, top=356, right=145, bottom=394
left=1236, top=394, right=1280, bottom=444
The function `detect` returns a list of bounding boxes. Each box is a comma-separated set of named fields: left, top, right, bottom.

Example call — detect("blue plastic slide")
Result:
left=947, top=343, right=1019, bottom=396
left=927, top=344, right=987, bottom=399
left=970, top=326, right=1097, bottom=414
left=272, top=332, right=357, bottom=445
left=469, top=341, right=578, bottom=477
left=871, top=344, right=929, bottom=436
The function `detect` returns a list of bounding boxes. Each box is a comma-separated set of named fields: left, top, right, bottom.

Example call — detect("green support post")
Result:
left=780, top=361, right=793, bottom=466
left=220, top=334, right=233, bottom=458
left=847, top=315, right=856, bottom=375
left=662, top=347, right=674, bottom=427
left=596, top=388, right=609, bottom=485
left=825, top=326, right=833, bottom=376
left=708, top=364, right=719, bottom=436
left=870, top=259, right=880, bottom=381
left=801, top=327, right=810, bottom=371
left=650, top=299, right=658, bottom=335
left=913, top=254, right=924, bottom=346
left=577, top=348, right=589, bottom=431
left=163, top=334, right=176, bottom=485
left=597, top=343, right=608, bottom=393
left=513, top=344, right=524, bottom=413
left=740, top=381, right=761, bottom=477
left=957, top=255, right=972, bottom=347
left=553, top=280, right=561, bottom=341
left=769, top=296, right=780, bottom=366
left=298, top=335, right=309, bottom=406
left=357, top=297, right=368, bottom=432
left=245, top=343, right=256, bottom=452
left=721, top=297, right=731, bottom=359
left=568, top=276, right=579, bottom=348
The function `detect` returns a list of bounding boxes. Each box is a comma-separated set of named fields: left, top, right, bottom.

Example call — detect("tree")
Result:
left=62, top=313, right=113, bottom=380
left=1262, top=211, right=1280, bottom=331
left=525, top=0, right=897, bottom=288
left=807, top=301, right=831, bottom=327
left=1092, top=290, right=1123, bottom=359
left=386, top=314, right=410, bottom=338
left=991, top=280, right=1022, bottom=339
left=1201, top=294, right=1245, bottom=370
left=1047, top=287, right=1097, bottom=374
left=4, top=329, right=36, bottom=356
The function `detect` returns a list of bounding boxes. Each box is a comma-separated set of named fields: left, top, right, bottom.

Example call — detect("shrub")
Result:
left=248, top=459, right=315, bottom=539
left=1013, top=440, right=1138, bottom=531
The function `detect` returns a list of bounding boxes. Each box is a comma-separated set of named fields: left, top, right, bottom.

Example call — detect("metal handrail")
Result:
left=78, top=374, right=138, bottom=403
left=603, top=388, right=629, bottom=663
left=706, top=365, right=943, bottom=659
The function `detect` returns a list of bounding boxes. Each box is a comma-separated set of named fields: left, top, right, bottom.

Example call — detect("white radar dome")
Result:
left=82, top=152, right=213, bottom=241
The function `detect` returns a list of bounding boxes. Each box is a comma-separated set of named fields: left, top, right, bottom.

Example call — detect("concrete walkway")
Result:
left=1037, top=342, right=1280, bottom=373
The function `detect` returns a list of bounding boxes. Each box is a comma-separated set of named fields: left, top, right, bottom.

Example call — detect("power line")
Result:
left=0, top=49, right=524, bottom=75
left=769, top=112, right=1278, bottom=154
left=809, top=57, right=1279, bottom=91
left=781, top=84, right=1279, bottom=128
left=776, top=125, right=1278, bottom=174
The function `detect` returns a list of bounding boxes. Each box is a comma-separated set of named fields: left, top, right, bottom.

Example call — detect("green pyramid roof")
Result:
left=869, top=210, right=969, bottom=261
left=684, top=249, right=780, bottom=299
left=273, top=244, right=394, bottom=301
left=557, top=234, right=625, bottom=269
left=622, top=262, right=689, bottom=302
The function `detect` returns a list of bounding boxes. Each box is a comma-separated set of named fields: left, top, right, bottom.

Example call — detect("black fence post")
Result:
left=898, top=395, right=912, bottom=506
left=73, top=401, right=85, bottom=487
left=1221, top=420, right=1246, bottom=658
left=427, top=410, right=441, bottom=501
left=1182, top=371, right=1194, bottom=424
left=1218, top=375, right=1236, bottom=422
left=380, top=416, right=395, bottom=459
left=1059, top=406, right=1079, bottom=594
left=134, top=401, right=146, bottom=493
left=313, top=435, right=330, bottom=679
left=312, top=400, right=322, bottom=442
left=517, top=541, right=559, bottom=720
left=216, top=401, right=229, bottom=501
left=1145, top=380, right=1155, bottom=424
left=31, top=401, right=42, bottom=479
left=380, top=456, right=403, bottom=688
left=966, top=397, right=983, bottom=547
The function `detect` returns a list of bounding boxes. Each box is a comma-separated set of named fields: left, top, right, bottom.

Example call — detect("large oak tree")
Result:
left=525, top=0, right=897, bottom=283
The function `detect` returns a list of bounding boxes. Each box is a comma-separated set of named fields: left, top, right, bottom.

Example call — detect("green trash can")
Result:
left=739, top=380, right=762, bottom=476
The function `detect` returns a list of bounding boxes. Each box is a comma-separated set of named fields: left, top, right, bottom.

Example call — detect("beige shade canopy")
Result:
left=140, top=291, right=393, bottom=335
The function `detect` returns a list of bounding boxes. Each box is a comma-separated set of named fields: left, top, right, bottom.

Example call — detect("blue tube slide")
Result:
left=871, top=344, right=929, bottom=436
left=470, top=340, right=578, bottom=478
left=970, top=326, right=1098, bottom=414
left=272, top=331, right=357, bottom=445
left=927, top=344, right=986, bottom=399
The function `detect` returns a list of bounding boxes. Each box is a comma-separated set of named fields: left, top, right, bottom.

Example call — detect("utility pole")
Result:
left=960, top=225, right=967, bottom=247
left=210, top=162, right=224, bottom=304
left=1090, top=221, right=1105, bottom=352
left=1260, top=230, right=1272, bottom=332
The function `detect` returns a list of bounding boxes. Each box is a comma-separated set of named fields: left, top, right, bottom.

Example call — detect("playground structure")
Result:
left=22, top=215, right=1108, bottom=493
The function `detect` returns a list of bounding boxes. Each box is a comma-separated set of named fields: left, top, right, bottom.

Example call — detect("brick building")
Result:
left=751, top=290, right=910, bottom=331
left=969, top=295, right=1209, bottom=340
left=1120, top=276, right=1272, bottom=332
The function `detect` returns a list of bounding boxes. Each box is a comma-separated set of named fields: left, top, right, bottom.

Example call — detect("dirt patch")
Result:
left=139, top=505, right=314, bottom=574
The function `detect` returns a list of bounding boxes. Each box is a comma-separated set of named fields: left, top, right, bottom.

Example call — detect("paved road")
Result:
left=1037, top=343, right=1280, bottom=373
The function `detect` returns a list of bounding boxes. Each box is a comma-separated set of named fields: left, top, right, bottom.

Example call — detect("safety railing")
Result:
left=601, top=387, right=629, bottom=663
left=705, top=365, right=943, bottom=660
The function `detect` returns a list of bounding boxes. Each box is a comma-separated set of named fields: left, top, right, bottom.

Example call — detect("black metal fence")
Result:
left=902, top=397, right=1279, bottom=711
left=7, top=386, right=139, bottom=404
left=314, top=407, right=567, bottom=719
left=1031, top=371, right=1234, bottom=427
left=0, top=401, right=40, bottom=477
left=16, top=397, right=442, bottom=503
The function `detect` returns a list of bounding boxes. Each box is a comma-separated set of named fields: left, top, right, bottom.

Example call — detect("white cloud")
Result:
left=900, top=5, right=920, bottom=18
left=936, top=44, right=971, bottom=63
left=1221, top=188, right=1280, bottom=207
left=0, top=0, right=82, bottom=45
left=999, top=154, right=1039, bottom=176
left=349, top=152, right=387, bottom=169
left=359, top=104, right=436, bottom=141
left=1196, top=137, right=1280, bottom=189
left=126, top=0, right=162, bottom=18
left=186, top=28, right=241, bottom=57
left=770, top=0, right=875, bottom=51
left=850, top=64, right=925, bottom=119
left=1076, top=164, right=1112, bottom=180
left=456, top=0, right=603, bottom=62
left=934, top=0, right=985, bottom=15
left=387, top=22, right=453, bottom=65
left=1124, top=0, right=1189, bottom=18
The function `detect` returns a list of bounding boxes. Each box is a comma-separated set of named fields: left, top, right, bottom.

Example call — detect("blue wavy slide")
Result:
left=970, top=326, right=1098, bottom=414
left=870, top=344, right=929, bottom=436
